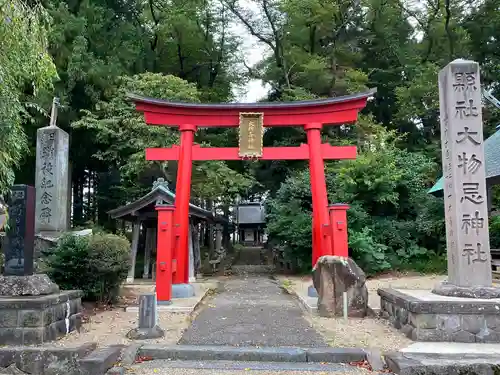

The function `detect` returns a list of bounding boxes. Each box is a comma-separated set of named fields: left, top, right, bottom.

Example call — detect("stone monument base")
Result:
left=378, top=288, right=500, bottom=343
left=0, top=290, right=83, bottom=345
left=432, top=281, right=500, bottom=299
left=0, top=274, right=59, bottom=296
left=172, top=284, right=195, bottom=298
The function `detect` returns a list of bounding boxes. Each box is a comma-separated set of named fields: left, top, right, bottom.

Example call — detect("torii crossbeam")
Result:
left=131, top=89, right=376, bottom=302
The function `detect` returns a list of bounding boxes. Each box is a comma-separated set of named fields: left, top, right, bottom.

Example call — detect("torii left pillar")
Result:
left=171, top=123, right=196, bottom=298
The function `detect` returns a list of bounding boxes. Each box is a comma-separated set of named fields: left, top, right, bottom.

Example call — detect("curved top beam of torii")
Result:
left=128, top=88, right=377, bottom=127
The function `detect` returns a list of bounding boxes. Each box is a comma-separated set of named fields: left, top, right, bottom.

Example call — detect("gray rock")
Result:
left=0, top=274, right=59, bottom=296
left=312, top=256, right=368, bottom=318
left=126, top=326, right=164, bottom=340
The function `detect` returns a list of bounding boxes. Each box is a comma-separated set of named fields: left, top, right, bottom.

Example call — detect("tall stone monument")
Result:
left=35, top=98, right=70, bottom=234
left=377, top=60, right=500, bottom=343
left=433, top=59, right=500, bottom=298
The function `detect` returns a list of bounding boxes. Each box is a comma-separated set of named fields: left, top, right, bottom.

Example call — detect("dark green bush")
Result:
left=47, top=232, right=130, bottom=303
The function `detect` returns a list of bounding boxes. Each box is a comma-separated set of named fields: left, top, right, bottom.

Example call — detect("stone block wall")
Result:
left=379, top=288, right=500, bottom=343
left=0, top=290, right=83, bottom=345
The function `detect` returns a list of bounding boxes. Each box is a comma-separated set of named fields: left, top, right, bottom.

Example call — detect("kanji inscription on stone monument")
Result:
left=34, top=98, right=70, bottom=233
left=438, top=59, right=491, bottom=288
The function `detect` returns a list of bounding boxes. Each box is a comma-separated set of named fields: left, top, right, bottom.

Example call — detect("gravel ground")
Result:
left=306, top=315, right=412, bottom=352
left=47, top=310, right=190, bottom=347
left=277, top=274, right=442, bottom=352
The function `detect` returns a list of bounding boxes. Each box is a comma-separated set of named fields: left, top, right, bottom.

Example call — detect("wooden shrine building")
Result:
left=237, top=201, right=266, bottom=246
left=108, top=178, right=226, bottom=283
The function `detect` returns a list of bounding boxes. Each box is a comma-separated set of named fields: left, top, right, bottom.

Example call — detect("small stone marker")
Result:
left=126, top=293, right=164, bottom=339
left=3, top=185, right=35, bottom=276
left=433, top=59, right=500, bottom=298
left=35, top=97, right=70, bottom=233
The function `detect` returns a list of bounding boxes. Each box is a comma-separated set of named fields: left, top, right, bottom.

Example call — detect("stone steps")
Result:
left=0, top=343, right=124, bottom=375
left=125, top=359, right=382, bottom=374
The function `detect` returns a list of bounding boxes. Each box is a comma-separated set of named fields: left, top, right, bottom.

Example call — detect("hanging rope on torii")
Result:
left=131, top=89, right=376, bottom=302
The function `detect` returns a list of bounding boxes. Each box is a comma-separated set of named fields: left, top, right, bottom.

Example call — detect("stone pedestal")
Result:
left=0, top=290, right=83, bottom=345
left=379, top=288, right=500, bottom=343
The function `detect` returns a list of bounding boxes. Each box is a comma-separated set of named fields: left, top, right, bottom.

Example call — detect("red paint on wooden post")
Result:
left=305, top=123, right=332, bottom=266
left=155, top=205, right=175, bottom=301
left=329, top=204, right=350, bottom=257
left=132, top=91, right=374, bottom=280
left=172, top=123, right=196, bottom=284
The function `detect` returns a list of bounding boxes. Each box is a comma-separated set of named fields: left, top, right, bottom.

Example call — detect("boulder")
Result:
left=312, top=256, right=368, bottom=318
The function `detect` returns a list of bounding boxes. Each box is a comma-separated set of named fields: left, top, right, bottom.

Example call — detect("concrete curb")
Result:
left=138, top=345, right=368, bottom=363
left=279, top=283, right=318, bottom=314
left=78, top=345, right=124, bottom=375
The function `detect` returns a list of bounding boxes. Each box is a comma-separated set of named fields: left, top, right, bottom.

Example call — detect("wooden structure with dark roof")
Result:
left=107, top=178, right=226, bottom=283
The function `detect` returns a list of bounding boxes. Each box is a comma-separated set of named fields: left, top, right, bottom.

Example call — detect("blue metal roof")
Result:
left=429, top=129, right=500, bottom=194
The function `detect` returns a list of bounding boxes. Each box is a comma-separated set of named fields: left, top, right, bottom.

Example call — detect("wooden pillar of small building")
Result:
left=215, top=224, right=223, bottom=251
left=143, top=226, right=155, bottom=279
left=127, top=220, right=141, bottom=284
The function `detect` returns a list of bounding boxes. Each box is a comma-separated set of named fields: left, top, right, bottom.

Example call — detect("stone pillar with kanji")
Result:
left=433, top=59, right=500, bottom=298
left=34, top=124, right=70, bottom=234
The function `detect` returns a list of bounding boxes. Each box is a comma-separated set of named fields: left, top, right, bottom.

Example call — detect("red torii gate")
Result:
left=131, top=90, right=375, bottom=302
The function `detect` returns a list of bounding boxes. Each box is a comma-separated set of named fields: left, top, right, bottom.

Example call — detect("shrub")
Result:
left=47, top=232, right=130, bottom=303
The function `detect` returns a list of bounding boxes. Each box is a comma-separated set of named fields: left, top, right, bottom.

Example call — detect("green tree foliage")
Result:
left=267, top=127, right=446, bottom=274
left=3, top=0, right=499, bottom=274
left=0, top=0, right=57, bottom=194
left=74, top=73, right=254, bottom=203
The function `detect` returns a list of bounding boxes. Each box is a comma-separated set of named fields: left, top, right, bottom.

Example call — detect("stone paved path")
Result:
left=180, top=265, right=327, bottom=347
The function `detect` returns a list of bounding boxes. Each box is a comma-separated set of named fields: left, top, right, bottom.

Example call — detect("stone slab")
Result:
left=179, top=278, right=327, bottom=347
left=378, top=288, right=500, bottom=314
left=305, top=348, right=366, bottom=363
left=385, top=351, right=500, bottom=375
left=171, top=284, right=195, bottom=298
left=78, top=345, right=124, bottom=375
left=400, top=342, right=500, bottom=355
left=0, top=343, right=96, bottom=375
left=0, top=274, right=59, bottom=296
left=128, top=359, right=373, bottom=373
left=379, top=288, right=500, bottom=343
left=139, top=345, right=307, bottom=362
left=0, top=290, right=82, bottom=310
left=307, top=285, right=318, bottom=297
left=124, top=282, right=215, bottom=313
left=120, top=344, right=141, bottom=366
